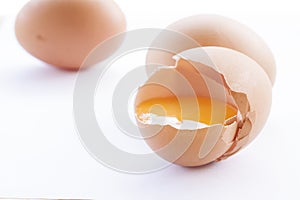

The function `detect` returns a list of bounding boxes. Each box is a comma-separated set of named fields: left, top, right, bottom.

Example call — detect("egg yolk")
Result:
left=136, top=96, right=237, bottom=125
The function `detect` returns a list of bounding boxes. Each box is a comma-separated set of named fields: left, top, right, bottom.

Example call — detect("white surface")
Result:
left=1, top=0, right=300, bottom=199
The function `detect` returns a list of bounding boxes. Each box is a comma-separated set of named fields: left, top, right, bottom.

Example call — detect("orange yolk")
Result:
left=136, top=96, right=237, bottom=125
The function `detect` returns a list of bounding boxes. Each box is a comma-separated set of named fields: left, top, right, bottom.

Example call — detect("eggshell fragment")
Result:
left=146, top=15, right=276, bottom=85
left=15, top=0, right=126, bottom=70
left=180, top=47, right=272, bottom=144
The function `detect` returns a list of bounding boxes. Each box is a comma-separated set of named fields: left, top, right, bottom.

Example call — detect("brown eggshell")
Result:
left=135, top=62, right=241, bottom=166
left=135, top=68, right=239, bottom=166
left=178, top=47, right=273, bottom=145
left=138, top=122, right=237, bottom=167
left=136, top=46, right=273, bottom=166
left=15, top=0, right=126, bottom=70
left=146, top=15, right=276, bottom=85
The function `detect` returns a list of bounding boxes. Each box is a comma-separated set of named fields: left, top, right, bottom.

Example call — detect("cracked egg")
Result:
left=134, top=46, right=273, bottom=167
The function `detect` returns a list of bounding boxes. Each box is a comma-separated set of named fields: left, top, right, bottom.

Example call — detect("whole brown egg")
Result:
left=15, top=0, right=126, bottom=70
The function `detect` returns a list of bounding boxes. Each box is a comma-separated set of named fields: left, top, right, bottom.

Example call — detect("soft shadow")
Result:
left=15, top=63, right=78, bottom=82
left=179, top=161, right=218, bottom=172
left=7, top=63, right=79, bottom=95
left=15, top=64, right=77, bottom=84
left=140, top=161, right=219, bottom=179
left=164, top=161, right=219, bottom=176
left=135, top=159, right=236, bottom=190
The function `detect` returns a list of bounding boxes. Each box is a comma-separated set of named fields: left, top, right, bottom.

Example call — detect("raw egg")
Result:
left=136, top=15, right=275, bottom=167
left=15, top=0, right=126, bottom=70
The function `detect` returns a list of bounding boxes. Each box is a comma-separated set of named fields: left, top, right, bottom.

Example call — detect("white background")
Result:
left=1, top=0, right=300, bottom=199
